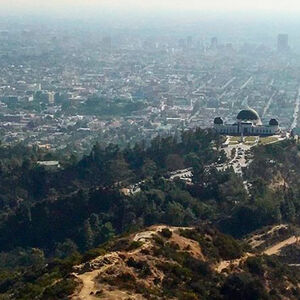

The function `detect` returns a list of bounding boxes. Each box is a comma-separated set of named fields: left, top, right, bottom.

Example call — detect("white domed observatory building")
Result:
left=213, top=108, right=280, bottom=136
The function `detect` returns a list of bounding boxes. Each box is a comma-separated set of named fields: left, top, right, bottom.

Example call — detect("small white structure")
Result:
left=37, top=160, right=60, bottom=170
left=214, top=108, right=280, bottom=136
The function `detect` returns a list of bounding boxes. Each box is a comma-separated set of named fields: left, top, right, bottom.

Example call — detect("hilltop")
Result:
left=2, top=224, right=300, bottom=299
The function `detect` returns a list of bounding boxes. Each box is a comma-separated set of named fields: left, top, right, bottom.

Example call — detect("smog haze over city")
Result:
left=4, top=1, right=300, bottom=299
left=0, top=0, right=299, bottom=153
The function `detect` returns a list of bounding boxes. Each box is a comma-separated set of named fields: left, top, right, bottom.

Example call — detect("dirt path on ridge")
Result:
left=263, top=236, right=297, bottom=255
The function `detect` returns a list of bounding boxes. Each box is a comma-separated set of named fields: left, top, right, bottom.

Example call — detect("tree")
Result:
left=221, top=273, right=268, bottom=300
left=218, top=150, right=227, bottom=163
left=164, top=202, right=185, bottom=225
left=231, top=148, right=236, bottom=159
left=281, top=198, right=296, bottom=222
left=165, top=154, right=185, bottom=171
left=184, top=152, right=200, bottom=168
left=99, top=222, right=115, bottom=244
left=192, top=163, right=205, bottom=183
left=82, top=219, right=94, bottom=250
left=106, top=156, right=134, bottom=186
left=91, top=142, right=104, bottom=162
left=55, top=239, right=78, bottom=259
left=141, top=158, right=157, bottom=178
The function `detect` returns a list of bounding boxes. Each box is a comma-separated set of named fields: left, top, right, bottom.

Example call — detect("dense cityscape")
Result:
left=0, top=22, right=299, bottom=156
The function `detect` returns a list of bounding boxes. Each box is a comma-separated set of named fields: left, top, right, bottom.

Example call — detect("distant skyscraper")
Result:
left=178, top=38, right=186, bottom=49
left=186, top=36, right=193, bottom=49
left=211, top=37, right=218, bottom=49
left=102, top=36, right=112, bottom=51
left=277, top=34, right=289, bottom=52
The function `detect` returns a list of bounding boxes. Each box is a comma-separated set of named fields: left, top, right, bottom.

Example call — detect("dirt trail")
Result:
left=73, top=270, right=100, bottom=300
left=215, top=253, right=254, bottom=273
left=72, top=225, right=194, bottom=300
left=72, top=252, right=120, bottom=300
left=247, top=224, right=288, bottom=248
left=72, top=229, right=156, bottom=300
left=216, top=235, right=297, bottom=273
left=216, top=225, right=298, bottom=273
left=263, top=236, right=297, bottom=255
left=73, top=225, right=299, bottom=296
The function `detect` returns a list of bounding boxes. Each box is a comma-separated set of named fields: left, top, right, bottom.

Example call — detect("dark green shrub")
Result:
left=126, top=258, right=152, bottom=278
left=167, top=241, right=180, bottom=250
left=221, top=273, right=269, bottom=300
left=42, top=277, right=77, bottom=299
left=81, top=248, right=106, bottom=262
left=245, top=256, right=264, bottom=276
left=159, top=228, right=172, bottom=239
left=127, top=241, right=144, bottom=251
left=213, top=234, right=243, bottom=260
left=152, top=234, right=164, bottom=246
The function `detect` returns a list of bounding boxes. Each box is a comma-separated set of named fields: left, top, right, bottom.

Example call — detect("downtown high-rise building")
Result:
left=211, top=37, right=218, bottom=49
left=277, top=34, right=289, bottom=52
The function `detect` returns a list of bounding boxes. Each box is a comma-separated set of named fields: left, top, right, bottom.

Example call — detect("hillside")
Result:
left=2, top=132, right=300, bottom=298
left=2, top=224, right=300, bottom=299
left=72, top=225, right=206, bottom=300
left=70, top=224, right=300, bottom=300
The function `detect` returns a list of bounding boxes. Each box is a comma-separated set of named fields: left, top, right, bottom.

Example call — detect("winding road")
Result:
left=290, top=87, right=300, bottom=130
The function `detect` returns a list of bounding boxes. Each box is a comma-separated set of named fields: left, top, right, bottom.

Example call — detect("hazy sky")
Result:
left=1, top=0, right=300, bottom=48
left=3, top=0, right=300, bottom=14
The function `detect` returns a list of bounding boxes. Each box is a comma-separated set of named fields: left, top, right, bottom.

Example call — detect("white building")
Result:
left=48, top=92, right=55, bottom=104
left=37, top=160, right=60, bottom=170
left=214, top=108, right=280, bottom=136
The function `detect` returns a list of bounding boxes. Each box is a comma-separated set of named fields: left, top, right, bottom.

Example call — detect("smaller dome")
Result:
left=269, top=118, right=279, bottom=126
left=214, top=117, right=223, bottom=125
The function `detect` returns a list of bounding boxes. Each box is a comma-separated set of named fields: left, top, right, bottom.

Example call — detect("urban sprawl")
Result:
left=0, top=27, right=298, bottom=156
